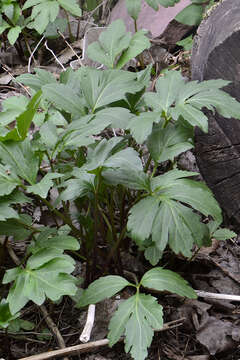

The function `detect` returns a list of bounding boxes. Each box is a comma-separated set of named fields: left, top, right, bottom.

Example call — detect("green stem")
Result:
left=151, top=162, right=158, bottom=178
left=109, top=190, right=118, bottom=243
left=39, top=196, right=82, bottom=241
left=64, top=9, right=74, bottom=42
left=44, top=150, right=55, bottom=173
left=134, top=19, right=138, bottom=33
left=133, top=18, right=145, bottom=69
left=106, top=225, right=127, bottom=265
left=144, top=155, right=152, bottom=173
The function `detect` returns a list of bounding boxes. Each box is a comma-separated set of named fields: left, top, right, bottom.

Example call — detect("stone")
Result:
left=110, top=0, right=191, bottom=37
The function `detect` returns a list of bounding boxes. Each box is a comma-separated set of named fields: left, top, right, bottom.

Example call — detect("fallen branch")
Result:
left=19, top=318, right=185, bottom=360
left=39, top=304, right=69, bottom=360
left=19, top=338, right=110, bottom=360
left=79, top=304, right=96, bottom=343
left=195, top=290, right=240, bottom=302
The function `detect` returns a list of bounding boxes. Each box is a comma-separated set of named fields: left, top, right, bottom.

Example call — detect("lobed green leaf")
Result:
left=77, top=276, right=131, bottom=307
left=141, top=267, right=197, bottom=298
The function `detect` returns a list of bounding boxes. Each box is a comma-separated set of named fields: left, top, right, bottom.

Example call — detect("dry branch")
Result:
left=19, top=318, right=185, bottom=360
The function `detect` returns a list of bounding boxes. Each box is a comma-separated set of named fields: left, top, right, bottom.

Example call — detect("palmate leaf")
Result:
left=102, top=148, right=150, bottom=190
left=17, top=68, right=57, bottom=92
left=27, top=173, right=63, bottom=198
left=25, top=0, right=59, bottom=34
left=87, top=19, right=131, bottom=69
left=150, top=169, right=197, bottom=188
left=4, top=251, right=77, bottom=313
left=57, top=0, right=82, bottom=17
left=62, top=107, right=130, bottom=150
left=0, top=95, right=28, bottom=127
left=60, top=169, right=95, bottom=202
left=144, top=71, right=240, bottom=132
left=0, top=91, right=42, bottom=142
left=77, top=276, right=130, bottom=307
left=156, top=177, right=222, bottom=223
left=0, top=191, right=31, bottom=221
left=7, top=26, right=22, bottom=45
left=125, top=0, right=141, bottom=20
left=147, top=122, right=193, bottom=162
left=108, top=293, right=163, bottom=360
left=116, top=30, right=150, bottom=69
left=145, top=0, right=180, bottom=10
left=144, top=244, right=163, bottom=266
left=0, top=300, right=18, bottom=329
left=0, top=139, right=39, bottom=185
left=94, top=107, right=133, bottom=129
left=0, top=215, right=33, bottom=241
left=127, top=197, right=160, bottom=245
left=62, top=114, right=112, bottom=148
left=34, top=234, right=80, bottom=252
left=127, top=169, right=222, bottom=258
left=141, top=267, right=196, bottom=298
left=145, top=70, right=184, bottom=113
left=27, top=248, right=64, bottom=269
left=0, top=18, right=10, bottom=35
left=42, top=83, right=85, bottom=117
left=78, top=67, right=143, bottom=112
left=5, top=273, right=29, bottom=314
left=175, top=3, right=203, bottom=26
left=152, top=201, right=208, bottom=254
left=0, top=203, right=18, bottom=221
left=212, top=228, right=237, bottom=241
left=85, top=137, right=124, bottom=172
left=0, top=164, right=21, bottom=196
left=39, top=120, right=58, bottom=148
left=128, top=112, right=161, bottom=144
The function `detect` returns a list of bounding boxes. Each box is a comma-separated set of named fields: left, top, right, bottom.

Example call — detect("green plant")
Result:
left=0, top=19, right=238, bottom=360
left=126, top=0, right=216, bottom=27
left=0, top=0, right=82, bottom=57
left=125, top=0, right=216, bottom=53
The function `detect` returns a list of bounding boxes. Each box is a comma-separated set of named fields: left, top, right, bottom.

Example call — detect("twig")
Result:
left=19, top=338, right=110, bottom=360
left=57, top=30, right=83, bottom=67
left=1, top=64, right=31, bottom=96
left=39, top=305, right=69, bottom=360
left=6, top=239, right=21, bottom=266
left=195, top=290, right=240, bottom=302
left=79, top=304, right=95, bottom=343
left=18, top=318, right=185, bottom=360
left=44, top=41, right=66, bottom=71
left=28, top=36, right=45, bottom=73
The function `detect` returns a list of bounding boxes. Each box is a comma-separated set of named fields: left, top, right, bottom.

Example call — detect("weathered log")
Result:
left=191, top=0, right=240, bottom=224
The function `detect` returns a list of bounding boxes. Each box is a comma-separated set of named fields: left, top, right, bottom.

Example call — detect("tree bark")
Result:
left=191, top=0, right=240, bottom=224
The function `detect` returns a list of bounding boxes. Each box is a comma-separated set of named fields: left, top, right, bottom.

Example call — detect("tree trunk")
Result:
left=191, top=0, right=240, bottom=224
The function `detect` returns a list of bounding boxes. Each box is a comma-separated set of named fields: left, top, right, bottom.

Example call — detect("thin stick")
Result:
left=195, top=290, right=240, bottom=302
left=18, top=318, right=185, bottom=360
left=1, top=64, right=31, bottom=97
left=44, top=41, right=66, bottom=71
left=28, top=36, right=45, bottom=73
left=79, top=304, right=95, bottom=343
left=39, top=305, right=67, bottom=350
left=19, top=339, right=110, bottom=360
left=57, top=30, right=83, bottom=67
